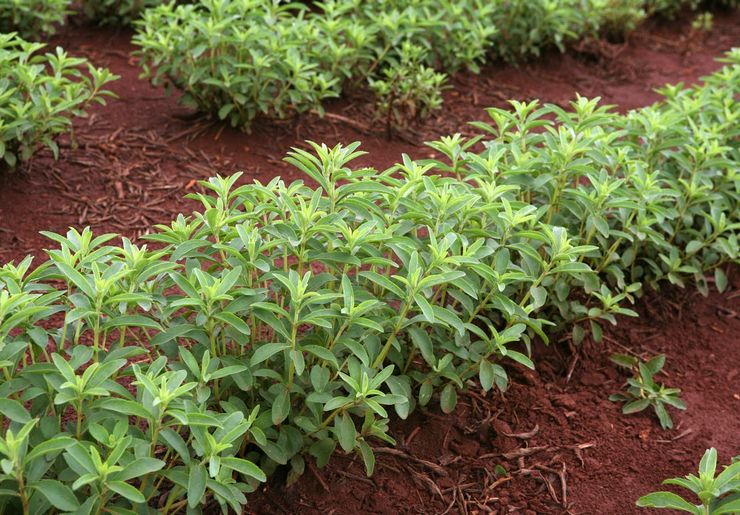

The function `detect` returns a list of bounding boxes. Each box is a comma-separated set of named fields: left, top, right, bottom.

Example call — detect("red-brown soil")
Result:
left=1, top=7, right=739, bottom=515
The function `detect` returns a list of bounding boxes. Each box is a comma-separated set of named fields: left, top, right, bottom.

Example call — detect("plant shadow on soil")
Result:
left=0, top=7, right=738, bottom=514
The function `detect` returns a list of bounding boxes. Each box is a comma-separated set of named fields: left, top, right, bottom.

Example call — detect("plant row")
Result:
left=0, top=50, right=737, bottom=513
left=0, top=0, right=169, bottom=36
left=133, top=0, right=737, bottom=132
left=0, top=33, right=117, bottom=171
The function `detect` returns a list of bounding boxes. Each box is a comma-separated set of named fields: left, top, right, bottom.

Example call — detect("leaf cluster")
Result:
left=0, top=0, right=70, bottom=38
left=0, top=33, right=118, bottom=171
left=369, top=41, right=447, bottom=135
left=608, top=354, right=686, bottom=429
left=637, top=448, right=740, bottom=514
left=133, top=0, right=496, bottom=131
left=431, top=49, right=739, bottom=342
left=79, top=0, right=172, bottom=25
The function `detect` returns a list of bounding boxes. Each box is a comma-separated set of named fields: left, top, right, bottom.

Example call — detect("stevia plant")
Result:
left=0, top=0, right=71, bottom=38
left=133, top=0, right=736, bottom=132
left=134, top=0, right=495, bottom=131
left=608, top=354, right=686, bottom=429
left=0, top=34, right=118, bottom=171
left=427, top=49, right=739, bottom=343
left=79, top=0, right=171, bottom=24
left=369, top=42, right=447, bottom=135
left=637, top=448, right=740, bottom=514
left=0, top=138, right=597, bottom=512
left=0, top=50, right=736, bottom=514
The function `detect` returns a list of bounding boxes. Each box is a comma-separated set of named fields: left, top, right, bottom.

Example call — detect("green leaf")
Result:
left=221, top=457, right=266, bottom=482
left=715, top=498, right=740, bottom=515
left=187, top=464, right=207, bottom=509
left=698, top=447, right=717, bottom=477
left=98, top=398, right=152, bottom=420
left=335, top=412, right=356, bottom=453
left=108, top=481, right=146, bottom=504
left=160, top=429, right=191, bottom=465
left=251, top=342, right=290, bottom=367
left=32, top=480, right=79, bottom=511
left=359, top=271, right=405, bottom=298
left=440, top=384, right=457, bottom=414
left=635, top=491, right=700, bottom=512
left=0, top=398, right=32, bottom=423
left=213, top=312, right=251, bottom=335
left=113, top=458, right=165, bottom=482
left=479, top=359, right=494, bottom=392
left=272, top=387, right=291, bottom=426
left=622, top=398, right=651, bottom=414
left=302, top=345, right=339, bottom=369
left=714, top=268, right=728, bottom=293
left=26, top=437, right=75, bottom=462
left=357, top=440, right=375, bottom=477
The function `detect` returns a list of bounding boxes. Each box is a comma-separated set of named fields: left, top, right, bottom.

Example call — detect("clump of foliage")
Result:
left=0, top=0, right=70, bottom=38
left=0, top=51, right=736, bottom=513
left=134, top=0, right=493, bottom=131
left=369, top=42, right=446, bottom=135
left=79, top=0, right=171, bottom=25
left=134, top=0, right=358, bottom=130
left=134, top=0, right=738, bottom=132
left=609, top=354, right=686, bottom=429
left=637, top=448, right=740, bottom=514
left=0, top=148, right=596, bottom=512
left=0, top=34, right=118, bottom=171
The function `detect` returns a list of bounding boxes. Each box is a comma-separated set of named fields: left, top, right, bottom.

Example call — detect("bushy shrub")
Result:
left=369, top=42, right=447, bottom=135
left=135, top=0, right=362, bottom=131
left=79, top=0, right=171, bottom=25
left=0, top=51, right=736, bottom=514
left=135, top=0, right=738, bottom=131
left=134, top=0, right=495, bottom=131
left=0, top=34, right=118, bottom=171
left=0, top=0, right=70, bottom=38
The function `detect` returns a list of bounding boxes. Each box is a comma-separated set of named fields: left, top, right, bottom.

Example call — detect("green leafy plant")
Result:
left=369, top=42, right=447, bottom=135
left=0, top=0, right=71, bottom=38
left=0, top=33, right=118, bottom=171
left=609, top=354, right=686, bottom=429
left=0, top=50, right=736, bottom=513
left=637, top=448, right=740, bottom=514
left=134, top=0, right=495, bottom=131
left=133, top=0, right=737, bottom=131
left=79, top=0, right=171, bottom=24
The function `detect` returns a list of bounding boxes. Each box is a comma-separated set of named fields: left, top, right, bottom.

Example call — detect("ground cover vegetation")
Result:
left=133, top=0, right=739, bottom=132
left=0, top=48, right=736, bottom=512
left=0, top=33, right=117, bottom=171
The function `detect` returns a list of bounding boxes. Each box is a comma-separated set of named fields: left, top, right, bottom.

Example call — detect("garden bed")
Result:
left=0, top=6, right=738, bottom=515
left=249, top=276, right=739, bottom=514
left=1, top=8, right=738, bottom=263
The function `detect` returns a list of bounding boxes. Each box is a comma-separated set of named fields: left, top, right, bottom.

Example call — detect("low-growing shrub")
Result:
left=79, top=0, right=171, bottom=25
left=637, top=448, right=740, bottom=513
left=369, top=42, right=447, bottom=135
left=0, top=51, right=736, bottom=513
left=134, top=0, right=738, bottom=131
left=135, top=0, right=359, bottom=130
left=0, top=0, right=70, bottom=38
left=0, top=34, right=118, bottom=171
left=134, top=0, right=493, bottom=131
left=609, top=354, right=686, bottom=429
left=0, top=144, right=597, bottom=512
left=431, top=48, right=739, bottom=340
